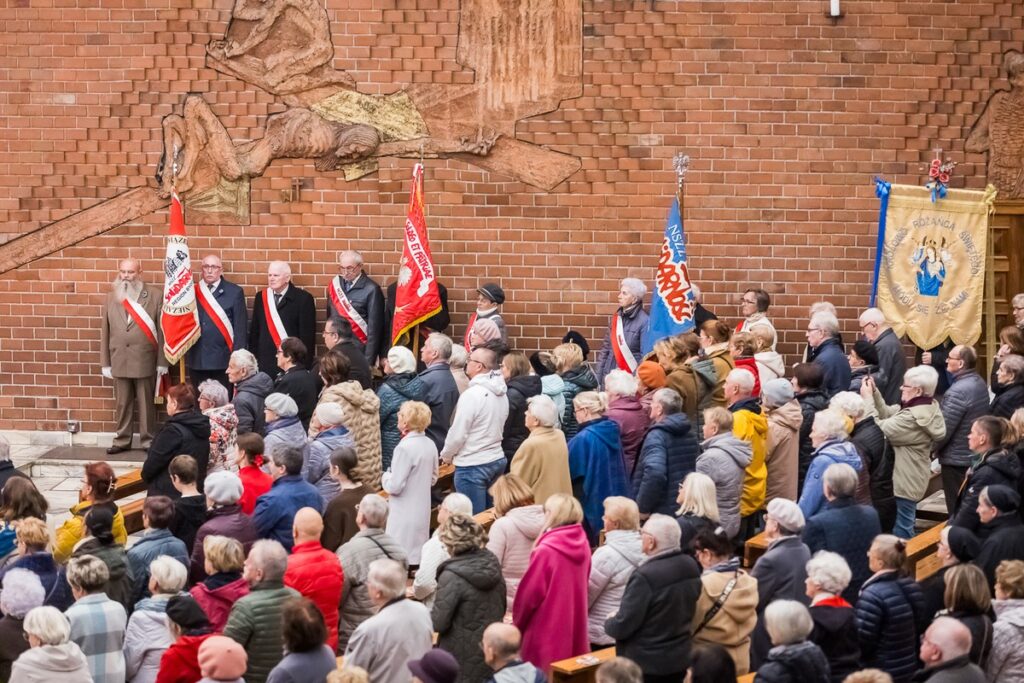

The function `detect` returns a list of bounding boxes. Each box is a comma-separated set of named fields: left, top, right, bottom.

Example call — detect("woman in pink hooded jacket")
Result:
left=512, top=493, right=591, bottom=672
left=486, top=475, right=546, bottom=609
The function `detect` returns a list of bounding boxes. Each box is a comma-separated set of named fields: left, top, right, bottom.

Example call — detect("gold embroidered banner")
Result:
left=874, top=184, right=995, bottom=350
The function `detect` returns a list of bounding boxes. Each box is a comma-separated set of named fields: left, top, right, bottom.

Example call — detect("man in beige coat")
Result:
left=100, top=259, right=166, bottom=454
left=509, top=394, right=571, bottom=506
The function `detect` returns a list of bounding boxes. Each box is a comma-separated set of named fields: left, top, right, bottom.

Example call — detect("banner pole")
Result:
left=985, top=219, right=997, bottom=376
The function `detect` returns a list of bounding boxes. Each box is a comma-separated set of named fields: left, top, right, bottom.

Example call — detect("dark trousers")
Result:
left=738, top=510, right=765, bottom=544
left=941, top=464, right=969, bottom=516
left=644, top=673, right=685, bottom=683
left=187, top=367, right=231, bottom=394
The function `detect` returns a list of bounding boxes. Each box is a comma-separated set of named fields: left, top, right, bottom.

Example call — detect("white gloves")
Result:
left=156, top=366, right=169, bottom=376
left=101, top=367, right=113, bottom=379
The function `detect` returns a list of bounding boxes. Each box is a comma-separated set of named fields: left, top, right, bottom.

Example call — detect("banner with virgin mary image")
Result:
left=872, top=181, right=996, bottom=349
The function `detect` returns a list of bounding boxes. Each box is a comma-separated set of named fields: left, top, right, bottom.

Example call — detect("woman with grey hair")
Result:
left=411, top=492, right=472, bottom=608
left=805, top=551, right=859, bottom=683
left=10, top=605, right=92, bottom=682
left=753, top=600, right=830, bottom=682
left=0, top=568, right=45, bottom=679
left=991, top=354, right=1024, bottom=418
left=123, top=556, right=188, bottom=683
left=199, top=379, right=238, bottom=473
left=797, top=408, right=865, bottom=519
left=595, top=277, right=650, bottom=383
left=860, top=365, right=946, bottom=539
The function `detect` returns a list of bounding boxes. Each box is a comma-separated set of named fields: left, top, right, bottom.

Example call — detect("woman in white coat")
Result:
left=123, top=556, right=188, bottom=683
left=382, top=401, right=439, bottom=564
left=587, top=496, right=644, bottom=648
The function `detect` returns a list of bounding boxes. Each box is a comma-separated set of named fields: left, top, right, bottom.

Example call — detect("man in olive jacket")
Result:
left=224, top=539, right=299, bottom=683
left=604, top=514, right=702, bottom=680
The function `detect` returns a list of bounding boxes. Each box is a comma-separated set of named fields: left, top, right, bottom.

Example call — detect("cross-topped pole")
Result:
left=673, top=152, right=690, bottom=213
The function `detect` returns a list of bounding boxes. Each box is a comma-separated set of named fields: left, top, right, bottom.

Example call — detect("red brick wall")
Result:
left=0, top=0, right=1021, bottom=431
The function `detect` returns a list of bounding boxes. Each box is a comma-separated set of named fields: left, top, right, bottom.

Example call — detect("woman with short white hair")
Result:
left=604, top=369, right=650, bottom=474
left=754, top=600, right=830, bottom=682
left=227, top=349, right=274, bottom=435
left=797, top=409, right=865, bottom=519
left=0, top=568, right=45, bottom=679
left=804, top=551, right=860, bottom=683
left=198, top=379, right=238, bottom=473
left=596, top=278, right=650, bottom=384
left=410, top=493, right=473, bottom=609
left=860, top=365, right=946, bottom=539
left=124, top=556, right=189, bottom=683
left=509, top=395, right=573, bottom=506
left=10, top=605, right=92, bottom=682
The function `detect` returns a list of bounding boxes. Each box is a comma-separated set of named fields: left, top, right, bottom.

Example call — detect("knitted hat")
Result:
left=204, top=471, right=243, bottom=505
left=945, top=526, right=981, bottom=563
left=985, top=484, right=1021, bottom=514
left=529, top=351, right=555, bottom=378
left=636, top=361, right=667, bottom=390
left=852, top=339, right=879, bottom=366
left=476, top=283, right=505, bottom=305
left=198, top=635, right=248, bottom=680
left=761, top=378, right=794, bottom=409
left=314, top=401, right=345, bottom=428
left=408, top=648, right=460, bottom=683
left=471, top=318, right=502, bottom=343
left=166, top=594, right=210, bottom=631
left=766, top=498, right=805, bottom=534
left=387, top=346, right=417, bottom=374
left=264, top=392, right=298, bottom=418
left=562, top=330, right=590, bottom=358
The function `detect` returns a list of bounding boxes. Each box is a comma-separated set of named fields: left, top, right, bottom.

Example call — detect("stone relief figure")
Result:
left=967, top=50, right=1024, bottom=199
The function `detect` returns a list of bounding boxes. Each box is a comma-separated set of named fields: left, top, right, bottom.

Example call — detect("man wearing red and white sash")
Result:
left=100, top=259, right=167, bottom=454
left=327, top=250, right=385, bottom=366
left=249, top=260, right=317, bottom=379
left=186, top=254, right=248, bottom=391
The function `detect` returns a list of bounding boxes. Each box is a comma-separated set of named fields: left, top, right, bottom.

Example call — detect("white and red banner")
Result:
left=261, top=289, right=289, bottom=349
left=329, top=277, right=370, bottom=343
left=160, top=193, right=201, bottom=365
left=196, top=283, right=234, bottom=350
left=611, top=312, right=639, bottom=373
left=392, top=163, right=442, bottom=345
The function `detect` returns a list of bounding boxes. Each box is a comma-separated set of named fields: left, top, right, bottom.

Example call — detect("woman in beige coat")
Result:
left=762, top=378, right=802, bottom=503
left=510, top=395, right=572, bottom=505
left=691, top=526, right=759, bottom=674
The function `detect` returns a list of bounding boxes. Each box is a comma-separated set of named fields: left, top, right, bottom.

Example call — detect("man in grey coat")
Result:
left=859, top=307, right=907, bottom=406
left=336, top=494, right=408, bottom=651
left=418, top=333, right=461, bottom=451
left=934, top=345, right=991, bottom=515
left=344, top=558, right=432, bottom=681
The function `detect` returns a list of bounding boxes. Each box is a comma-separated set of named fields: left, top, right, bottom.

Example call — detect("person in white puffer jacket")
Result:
left=486, top=475, right=546, bottom=609
left=123, top=556, right=188, bottom=683
left=441, top=347, right=510, bottom=514
left=411, top=493, right=473, bottom=609
left=587, top=496, right=644, bottom=648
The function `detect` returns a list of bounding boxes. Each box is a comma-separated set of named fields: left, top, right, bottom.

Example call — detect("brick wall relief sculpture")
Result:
left=166, top=0, right=584, bottom=225
left=966, top=50, right=1024, bottom=199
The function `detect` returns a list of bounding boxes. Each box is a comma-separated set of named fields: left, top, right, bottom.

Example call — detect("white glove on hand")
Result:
left=156, top=366, right=169, bottom=376
left=101, top=367, right=113, bottom=380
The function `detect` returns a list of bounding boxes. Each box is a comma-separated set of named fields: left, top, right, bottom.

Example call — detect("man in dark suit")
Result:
left=187, top=254, right=248, bottom=391
left=327, top=250, right=385, bottom=367
left=249, top=260, right=316, bottom=379
left=101, top=258, right=166, bottom=454
left=313, top=317, right=372, bottom=391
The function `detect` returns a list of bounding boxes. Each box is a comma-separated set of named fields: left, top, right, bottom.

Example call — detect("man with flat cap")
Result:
left=249, top=261, right=316, bottom=379
left=465, top=282, right=507, bottom=351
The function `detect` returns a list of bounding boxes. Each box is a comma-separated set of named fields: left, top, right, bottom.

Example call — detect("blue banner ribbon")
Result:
left=870, top=177, right=890, bottom=308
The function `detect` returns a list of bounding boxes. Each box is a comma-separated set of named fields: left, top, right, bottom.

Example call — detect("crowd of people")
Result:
left=1, top=268, right=1024, bottom=683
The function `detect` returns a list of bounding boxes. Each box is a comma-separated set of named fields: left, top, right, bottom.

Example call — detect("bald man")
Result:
left=918, top=616, right=986, bottom=682
left=482, top=623, right=545, bottom=683
left=249, top=261, right=316, bottom=378
left=101, top=259, right=166, bottom=454
left=283, top=507, right=343, bottom=651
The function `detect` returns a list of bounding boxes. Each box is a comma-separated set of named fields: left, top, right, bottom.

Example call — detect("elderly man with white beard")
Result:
left=101, top=258, right=167, bottom=454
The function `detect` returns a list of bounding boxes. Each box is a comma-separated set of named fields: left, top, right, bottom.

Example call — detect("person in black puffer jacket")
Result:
left=951, top=416, right=1021, bottom=536
left=632, top=391, right=700, bottom=517
left=377, top=347, right=427, bottom=472
left=754, top=599, right=830, bottom=683
left=501, top=353, right=543, bottom=463
left=990, top=356, right=1024, bottom=418
left=793, top=364, right=829, bottom=494
left=432, top=513, right=506, bottom=683
left=856, top=535, right=925, bottom=683
left=848, top=410, right=896, bottom=534
left=555, top=343, right=598, bottom=439
left=806, top=552, right=860, bottom=683
left=142, top=383, right=211, bottom=498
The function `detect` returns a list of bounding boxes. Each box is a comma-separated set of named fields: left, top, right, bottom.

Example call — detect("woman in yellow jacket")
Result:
left=53, top=461, right=126, bottom=563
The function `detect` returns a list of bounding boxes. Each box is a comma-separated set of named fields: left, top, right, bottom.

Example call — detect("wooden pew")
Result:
left=550, top=647, right=616, bottom=683
left=905, top=521, right=945, bottom=581
left=743, top=530, right=770, bottom=568
left=123, top=498, right=146, bottom=534
left=474, top=508, right=496, bottom=531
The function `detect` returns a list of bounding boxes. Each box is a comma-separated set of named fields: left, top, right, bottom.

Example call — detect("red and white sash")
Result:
left=196, top=283, right=234, bottom=350
left=611, top=312, right=639, bottom=373
left=261, top=289, right=289, bottom=348
left=122, top=297, right=158, bottom=348
left=328, top=277, right=369, bottom=344
left=463, top=312, right=478, bottom=351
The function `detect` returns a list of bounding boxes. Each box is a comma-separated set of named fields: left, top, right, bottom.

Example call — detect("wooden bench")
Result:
left=743, top=530, right=770, bottom=568
left=550, top=647, right=616, bottom=683
left=905, top=521, right=945, bottom=581
left=474, top=508, right=496, bottom=531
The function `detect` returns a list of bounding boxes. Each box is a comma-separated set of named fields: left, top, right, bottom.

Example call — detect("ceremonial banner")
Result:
left=872, top=181, right=996, bottom=350
left=392, top=163, right=442, bottom=345
left=643, top=196, right=696, bottom=354
left=161, top=193, right=200, bottom=364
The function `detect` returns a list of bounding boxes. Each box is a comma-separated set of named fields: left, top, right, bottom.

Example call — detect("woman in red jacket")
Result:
left=512, top=493, right=591, bottom=673
left=156, top=594, right=214, bottom=683
left=235, top=432, right=272, bottom=515
left=190, top=535, right=250, bottom=633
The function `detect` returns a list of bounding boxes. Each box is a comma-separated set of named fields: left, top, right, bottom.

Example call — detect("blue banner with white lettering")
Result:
left=642, top=197, right=696, bottom=354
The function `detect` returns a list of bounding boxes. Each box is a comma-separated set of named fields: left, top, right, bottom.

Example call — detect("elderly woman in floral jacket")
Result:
left=198, top=380, right=238, bottom=474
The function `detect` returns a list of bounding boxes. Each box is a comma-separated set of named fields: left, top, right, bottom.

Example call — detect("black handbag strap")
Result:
left=694, top=571, right=739, bottom=636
